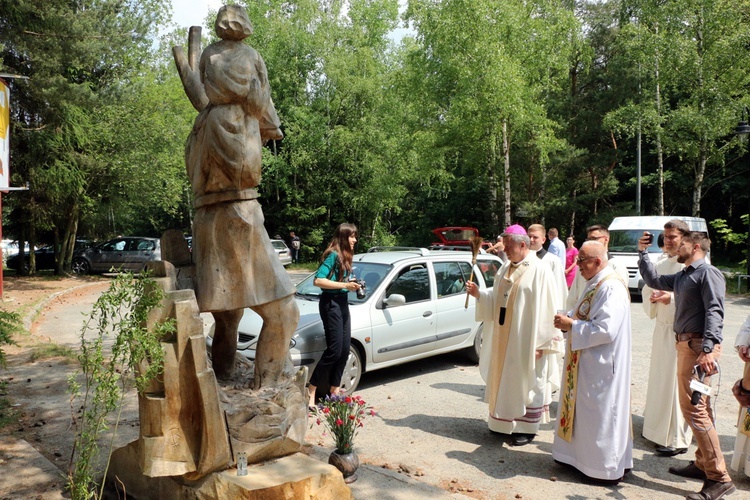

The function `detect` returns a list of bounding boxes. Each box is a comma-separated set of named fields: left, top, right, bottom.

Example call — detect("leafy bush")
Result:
left=67, top=273, right=174, bottom=500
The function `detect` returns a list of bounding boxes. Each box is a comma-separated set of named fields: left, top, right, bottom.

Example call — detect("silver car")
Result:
left=271, top=239, right=292, bottom=266
left=207, top=249, right=502, bottom=392
left=71, top=236, right=161, bottom=274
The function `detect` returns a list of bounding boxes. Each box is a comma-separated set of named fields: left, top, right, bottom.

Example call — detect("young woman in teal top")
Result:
left=307, top=223, right=362, bottom=407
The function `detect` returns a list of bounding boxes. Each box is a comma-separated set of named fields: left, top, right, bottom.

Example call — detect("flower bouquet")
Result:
left=310, top=394, right=374, bottom=454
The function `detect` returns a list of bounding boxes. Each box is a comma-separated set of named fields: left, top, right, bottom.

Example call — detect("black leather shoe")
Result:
left=510, top=433, right=535, bottom=446
left=668, top=461, right=707, bottom=480
left=686, top=479, right=736, bottom=500
left=656, top=445, right=688, bottom=456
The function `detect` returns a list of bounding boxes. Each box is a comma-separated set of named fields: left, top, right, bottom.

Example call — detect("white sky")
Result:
left=170, top=0, right=225, bottom=30
left=168, top=0, right=412, bottom=42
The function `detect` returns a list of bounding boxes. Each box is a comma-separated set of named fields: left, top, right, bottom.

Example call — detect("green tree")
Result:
left=0, top=0, right=171, bottom=274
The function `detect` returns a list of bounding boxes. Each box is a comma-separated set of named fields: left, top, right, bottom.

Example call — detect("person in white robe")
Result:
left=552, top=241, right=633, bottom=482
left=467, top=224, right=563, bottom=447
left=566, top=224, right=629, bottom=310
left=641, top=220, right=692, bottom=455
left=731, top=314, right=750, bottom=476
left=528, top=224, right=568, bottom=402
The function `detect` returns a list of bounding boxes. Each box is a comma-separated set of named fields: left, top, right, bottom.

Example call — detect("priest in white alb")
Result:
left=466, top=224, right=562, bottom=447
left=552, top=240, right=632, bottom=483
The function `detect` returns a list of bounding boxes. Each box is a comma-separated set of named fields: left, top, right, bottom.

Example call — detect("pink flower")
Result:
left=345, top=396, right=352, bottom=404
left=323, top=407, right=330, bottom=414
left=316, top=419, right=321, bottom=425
left=369, top=409, right=376, bottom=416
left=336, top=418, right=343, bottom=426
left=348, top=414, right=356, bottom=420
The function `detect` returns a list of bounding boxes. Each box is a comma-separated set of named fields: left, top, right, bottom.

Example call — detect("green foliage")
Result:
left=67, top=273, right=174, bottom=500
left=0, top=309, right=22, bottom=368
left=0, top=310, right=21, bottom=430
left=710, top=216, right=750, bottom=268
left=2, top=0, right=749, bottom=262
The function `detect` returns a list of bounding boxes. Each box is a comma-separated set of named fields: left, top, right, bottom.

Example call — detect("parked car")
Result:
left=5, top=240, right=94, bottom=271
left=271, top=239, right=292, bottom=266
left=72, top=237, right=161, bottom=275
left=608, top=216, right=709, bottom=296
left=206, top=249, right=503, bottom=393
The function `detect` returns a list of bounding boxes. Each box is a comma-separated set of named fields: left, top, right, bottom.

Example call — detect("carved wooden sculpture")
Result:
left=173, top=5, right=299, bottom=389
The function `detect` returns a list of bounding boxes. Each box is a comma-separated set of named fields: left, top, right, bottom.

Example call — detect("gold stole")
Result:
left=557, top=274, right=626, bottom=442
left=741, top=363, right=750, bottom=437
left=486, top=261, right=531, bottom=413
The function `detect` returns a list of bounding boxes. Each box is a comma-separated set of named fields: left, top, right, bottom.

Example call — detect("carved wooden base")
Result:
left=106, top=450, right=352, bottom=499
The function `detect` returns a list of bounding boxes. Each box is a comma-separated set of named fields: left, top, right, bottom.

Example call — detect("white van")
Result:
left=607, top=216, right=710, bottom=296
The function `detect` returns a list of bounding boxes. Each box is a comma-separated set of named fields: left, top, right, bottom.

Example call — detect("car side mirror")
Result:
left=383, top=294, right=406, bottom=307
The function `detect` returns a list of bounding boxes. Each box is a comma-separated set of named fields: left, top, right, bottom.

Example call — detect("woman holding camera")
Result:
left=308, top=223, right=362, bottom=408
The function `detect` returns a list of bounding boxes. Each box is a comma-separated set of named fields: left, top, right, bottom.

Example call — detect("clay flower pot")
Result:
left=328, top=449, right=359, bottom=483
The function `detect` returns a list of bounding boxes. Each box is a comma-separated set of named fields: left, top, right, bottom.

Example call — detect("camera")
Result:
left=690, top=365, right=712, bottom=405
left=644, top=232, right=654, bottom=245
left=349, top=277, right=367, bottom=299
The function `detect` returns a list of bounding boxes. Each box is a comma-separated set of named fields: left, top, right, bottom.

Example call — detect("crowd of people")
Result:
left=307, top=219, right=748, bottom=499
left=468, top=220, right=747, bottom=499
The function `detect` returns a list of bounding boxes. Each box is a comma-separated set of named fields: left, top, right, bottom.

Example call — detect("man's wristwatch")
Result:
left=703, top=345, right=713, bottom=354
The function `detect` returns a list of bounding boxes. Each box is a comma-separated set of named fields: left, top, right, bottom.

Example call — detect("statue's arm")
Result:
left=173, top=26, right=209, bottom=112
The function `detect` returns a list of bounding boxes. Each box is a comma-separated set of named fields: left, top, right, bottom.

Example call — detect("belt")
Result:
left=675, top=332, right=703, bottom=342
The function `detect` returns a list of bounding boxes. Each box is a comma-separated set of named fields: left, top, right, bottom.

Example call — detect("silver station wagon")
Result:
left=208, top=249, right=503, bottom=392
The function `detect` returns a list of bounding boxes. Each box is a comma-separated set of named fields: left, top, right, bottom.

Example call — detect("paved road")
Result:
left=29, top=276, right=750, bottom=498
left=304, top=294, right=750, bottom=499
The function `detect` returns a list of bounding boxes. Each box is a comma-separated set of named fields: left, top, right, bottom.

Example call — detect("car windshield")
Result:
left=271, top=240, right=287, bottom=250
left=295, top=262, right=392, bottom=303
left=609, top=230, right=662, bottom=253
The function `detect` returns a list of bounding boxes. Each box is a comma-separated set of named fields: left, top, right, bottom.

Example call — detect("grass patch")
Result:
left=287, top=263, right=317, bottom=272
left=0, top=380, right=20, bottom=429
left=28, top=343, right=77, bottom=363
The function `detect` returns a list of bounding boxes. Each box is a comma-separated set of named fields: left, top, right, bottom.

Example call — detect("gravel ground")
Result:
left=2, top=274, right=750, bottom=499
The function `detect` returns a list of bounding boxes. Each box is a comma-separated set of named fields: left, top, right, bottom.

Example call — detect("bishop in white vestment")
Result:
left=552, top=241, right=633, bottom=481
left=468, top=225, right=562, bottom=446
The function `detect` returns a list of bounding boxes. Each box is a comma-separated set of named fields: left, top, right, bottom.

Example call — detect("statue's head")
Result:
left=215, top=5, right=253, bottom=41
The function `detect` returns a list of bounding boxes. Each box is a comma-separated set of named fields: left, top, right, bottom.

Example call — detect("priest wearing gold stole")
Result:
left=552, top=241, right=633, bottom=483
left=466, top=224, right=562, bottom=447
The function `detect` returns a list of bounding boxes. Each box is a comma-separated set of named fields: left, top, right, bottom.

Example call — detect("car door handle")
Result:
left=423, top=311, right=433, bottom=317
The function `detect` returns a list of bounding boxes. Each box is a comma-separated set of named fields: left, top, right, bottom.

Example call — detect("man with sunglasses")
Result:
left=552, top=241, right=633, bottom=483
left=565, top=224, right=629, bottom=310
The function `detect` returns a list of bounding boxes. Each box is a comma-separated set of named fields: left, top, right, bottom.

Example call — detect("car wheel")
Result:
left=466, top=323, right=483, bottom=364
left=71, top=258, right=90, bottom=275
left=339, top=345, right=363, bottom=394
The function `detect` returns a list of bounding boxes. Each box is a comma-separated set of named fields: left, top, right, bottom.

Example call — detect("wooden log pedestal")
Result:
left=104, top=232, right=341, bottom=498
left=105, top=451, right=353, bottom=499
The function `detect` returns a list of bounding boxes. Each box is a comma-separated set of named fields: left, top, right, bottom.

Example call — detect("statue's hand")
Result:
left=173, top=26, right=209, bottom=112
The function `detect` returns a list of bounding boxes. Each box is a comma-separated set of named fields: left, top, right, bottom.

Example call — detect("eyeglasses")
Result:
left=576, top=256, right=594, bottom=264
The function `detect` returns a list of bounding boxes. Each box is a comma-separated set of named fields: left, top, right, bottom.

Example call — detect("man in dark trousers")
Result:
left=289, top=231, right=301, bottom=263
left=638, top=231, right=735, bottom=500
